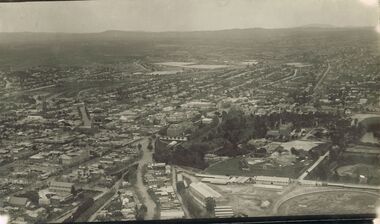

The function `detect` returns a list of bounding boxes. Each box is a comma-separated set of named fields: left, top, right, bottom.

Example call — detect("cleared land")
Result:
left=210, top=183, right=286, bottom=217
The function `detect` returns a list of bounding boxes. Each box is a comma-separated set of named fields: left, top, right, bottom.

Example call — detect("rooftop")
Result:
left=190, top=182, right=222, bottom=199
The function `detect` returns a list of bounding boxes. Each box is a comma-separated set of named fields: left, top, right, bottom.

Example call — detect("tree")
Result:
left=18, top=191, right=39, bottom=205
left=290, top=147, right=299, bottom=156
left=147, top=143, right=153, bottom=151
left=71, top=185, right=77, bottom=196
left=135, top=204, right=147, bottom=220
left=158, top=126, right=168, bottom=136
left=140, top=204, right=147, bottom=213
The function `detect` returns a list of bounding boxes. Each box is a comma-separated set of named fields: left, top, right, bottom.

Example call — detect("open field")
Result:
left=155, top=61, right=229, bottom=69
left=277, top=190, right=379, bottom=216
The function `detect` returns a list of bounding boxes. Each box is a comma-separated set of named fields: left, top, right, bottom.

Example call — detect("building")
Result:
left=119, top=110, right=139, bottom=123
left=60, top=149, right=90, bottom=166
left=176, top=173, right=184, bottom=184
left=254, top=176, right=290, bottom=186
left=189, top=182, right=222, bottom=207
left=150, top=163, right=166, bottom=169
left=160, top=209, right=185, bottom=220
left=49, top=181, right=74, bottom=195
left=165, top=165, right=171, bottom=175
left=201, top=178, right=228, bottom=185
left=266, top=130, right=281, bottom=140
left=92, top=108, right=107, bottom=126
left=8, top=196, right=29, bottom=207
left=202, top=118, right=213, bottom=125
left=214, top=206, right=234, bottom=218
left=181, top=101, right=215, bottom=111
left=279, top=123, right=293, bottom=137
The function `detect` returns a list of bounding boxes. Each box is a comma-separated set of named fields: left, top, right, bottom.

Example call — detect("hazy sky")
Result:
left=0, top=0, right=378, bottom=33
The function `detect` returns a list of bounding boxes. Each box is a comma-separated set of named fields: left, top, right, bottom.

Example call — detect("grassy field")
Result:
left=277, top=191, right=379, bottom=216
left=205, top=157, right=305, bottom=178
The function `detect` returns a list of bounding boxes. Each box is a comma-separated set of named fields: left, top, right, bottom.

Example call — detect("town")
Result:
left=0, top=24, right=380, bottom=223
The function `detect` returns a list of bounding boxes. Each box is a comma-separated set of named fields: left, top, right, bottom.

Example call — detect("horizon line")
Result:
left=0, top=25, right=375, bottom=35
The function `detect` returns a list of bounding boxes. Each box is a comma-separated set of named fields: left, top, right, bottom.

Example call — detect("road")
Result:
left=172, top=167, right=191, bottom=218
left=261, top=69, right=298, bottom=88
left=297, top=151, right=330, bottom=180
left=312, top=62, right=331, bottom=95
left=89, top=137, right=157, bottom=221
left=52, top=204, right=80, bottom=223
left=134, top=138, right=157, bottom=220
left=0, top=84, right=56, bottom=100
left=88, top=179, right=123, bottom=222
left=78, top=104, right=92, bottom=126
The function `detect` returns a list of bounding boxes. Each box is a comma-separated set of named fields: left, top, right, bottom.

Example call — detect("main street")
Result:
left=87, top=136, right=160, bottom=221
left=312, top=62, right=331, bottom=96
left=134, top=137, right=157, bottom=220
left=172, top=167, right=191, bottom=218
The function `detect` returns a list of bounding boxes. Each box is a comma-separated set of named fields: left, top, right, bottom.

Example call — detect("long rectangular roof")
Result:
left=50, top=181, right=74, bottom=188
left=190, top=182, right=222, bottom=198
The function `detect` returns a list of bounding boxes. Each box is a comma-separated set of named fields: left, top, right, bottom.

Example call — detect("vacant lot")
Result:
left=211, top=184, right=286, bottom=217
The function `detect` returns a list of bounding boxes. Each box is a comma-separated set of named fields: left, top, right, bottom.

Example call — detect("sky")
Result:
left=0, top=0, right=378, bottom=33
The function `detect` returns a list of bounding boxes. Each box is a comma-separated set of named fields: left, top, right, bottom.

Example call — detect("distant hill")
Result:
left=0, top=26, right=373, bottom=44
left=0, top=26, right=376, bottom=70
left=296, top=24, right=338, bottom=29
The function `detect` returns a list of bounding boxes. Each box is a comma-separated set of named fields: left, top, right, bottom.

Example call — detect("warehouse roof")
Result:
left=190, top=182, right=222, bottom=198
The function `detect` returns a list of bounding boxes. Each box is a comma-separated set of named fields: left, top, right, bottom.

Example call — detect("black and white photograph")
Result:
left=0, top=0, right=380, bottom=223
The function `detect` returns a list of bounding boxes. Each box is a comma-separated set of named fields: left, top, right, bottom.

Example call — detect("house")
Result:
left=165, top=165, right=171, bottom=175
left=202, top=118, right=213, bottom=125
left=266, top=130, right=281, bottom=140
left=279, top=123, right=293, bottom=137
left=181, top=101, right=215, bottom=111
